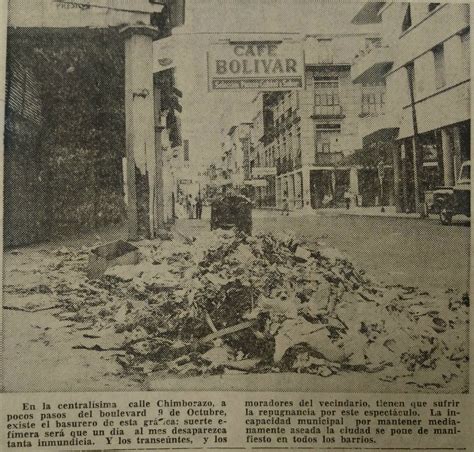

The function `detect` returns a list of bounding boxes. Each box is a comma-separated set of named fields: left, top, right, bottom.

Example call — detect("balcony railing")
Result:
left=312, top=105, right=344, bottom=119
left=360, top=103, right=386, bottom=117
left=313, top=152, right=343, bottom=166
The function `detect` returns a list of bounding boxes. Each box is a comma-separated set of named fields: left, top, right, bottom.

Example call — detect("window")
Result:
left=317, top=38, right=333, bottom=64
left=361, top=83, right=386, bottom=115
left=433, top=44, right=446, bottom=89
left=428, top=3, right=440, bottom=13
left=362, top=93, right=377, bottom=115
left=317, top=132, right=332, bottom=153
left=315, top=125, right=341, bottom=154
left=461, top=30, right=470, bottom=77
left=402, top=4, right=412, bottom=32
left=314, top=77, right=341, bottom=116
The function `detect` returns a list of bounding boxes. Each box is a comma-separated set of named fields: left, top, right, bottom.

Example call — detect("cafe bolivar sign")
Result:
left=208, top=41, right=304, bottom=91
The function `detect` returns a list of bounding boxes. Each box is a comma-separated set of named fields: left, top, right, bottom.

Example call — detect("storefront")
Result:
left=394, top=120, right=470, bottom=213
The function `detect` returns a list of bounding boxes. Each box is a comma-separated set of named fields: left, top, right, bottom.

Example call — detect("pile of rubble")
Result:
left=5, top=229, right=469, bottom=389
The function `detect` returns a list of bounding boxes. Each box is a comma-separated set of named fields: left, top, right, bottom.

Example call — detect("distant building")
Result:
left=352, top=2, right=470, bottom=212
left=183, top=139, right=190, bottom=162
left=220, top=123, right=253, bottom=190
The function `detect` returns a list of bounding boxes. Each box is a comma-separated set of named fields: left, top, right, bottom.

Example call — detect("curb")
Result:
left=253, top=208, right=441, bottom=221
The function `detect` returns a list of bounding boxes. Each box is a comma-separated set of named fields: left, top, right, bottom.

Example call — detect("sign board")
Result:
left=178, top=179, right=193, bottom=185
left=207, top=41, right=304, bottom=91
left=244, top=179, right=268, bottom=187
left=252, top=167, right=277, bottom=177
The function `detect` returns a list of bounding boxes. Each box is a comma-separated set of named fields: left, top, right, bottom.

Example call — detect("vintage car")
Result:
left=210, top=194, right=252, bottom=234
left=433, top=160, right=470, bottom=225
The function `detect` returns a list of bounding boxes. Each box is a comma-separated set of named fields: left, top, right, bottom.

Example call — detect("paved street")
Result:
left=178, top=209, right=470, bottom=294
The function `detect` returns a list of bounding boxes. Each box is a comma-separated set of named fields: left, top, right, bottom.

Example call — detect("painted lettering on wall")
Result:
left=54, top=0, right=91, bottom=10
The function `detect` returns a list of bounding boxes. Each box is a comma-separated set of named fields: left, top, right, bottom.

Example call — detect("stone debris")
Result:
left=3, top=229, right=469, bottom=389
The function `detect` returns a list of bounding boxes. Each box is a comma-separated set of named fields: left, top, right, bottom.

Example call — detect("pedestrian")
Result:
left=187, top=195, right=194, bottom=219
left=195, top=196, right=203, bottom=220
left=344, top=190, right=352, bottom=210
left=281, top=191, right=290, bottom=216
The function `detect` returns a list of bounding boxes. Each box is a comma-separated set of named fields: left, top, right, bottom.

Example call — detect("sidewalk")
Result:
left=313, top=205, right=439, bottom=220
left=253, top=205, right=441, bottom=221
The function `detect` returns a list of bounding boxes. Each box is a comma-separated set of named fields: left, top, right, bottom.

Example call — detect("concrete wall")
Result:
left=383, top=3, right=470, bottom=138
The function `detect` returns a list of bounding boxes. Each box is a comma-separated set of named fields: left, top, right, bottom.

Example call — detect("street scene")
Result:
left=3, top=1, right=470, bottom=395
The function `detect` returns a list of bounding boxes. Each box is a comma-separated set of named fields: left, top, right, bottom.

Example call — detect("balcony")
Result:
left=313, top=152, right=343, bottom=166
left=311, top=105, right=345, bottom=119
left=352, top=45, right=393, bottom=84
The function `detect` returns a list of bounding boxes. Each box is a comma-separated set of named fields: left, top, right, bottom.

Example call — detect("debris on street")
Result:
left=4, top=229, right=469, bottom=390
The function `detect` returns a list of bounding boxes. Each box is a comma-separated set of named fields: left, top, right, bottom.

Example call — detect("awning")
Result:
left=351, top=2, right=385, bottom=24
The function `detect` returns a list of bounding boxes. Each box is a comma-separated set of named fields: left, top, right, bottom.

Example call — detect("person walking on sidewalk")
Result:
left=281, top=191, right=290, bottom=216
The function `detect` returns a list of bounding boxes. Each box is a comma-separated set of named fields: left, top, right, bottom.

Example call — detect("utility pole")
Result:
left=393, top=144, right=402, bottom=213
left=406, top=63, right=423, bottom=215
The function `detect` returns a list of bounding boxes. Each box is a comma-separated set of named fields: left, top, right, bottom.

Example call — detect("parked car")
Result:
left=432, top=160, right=470, bottom=225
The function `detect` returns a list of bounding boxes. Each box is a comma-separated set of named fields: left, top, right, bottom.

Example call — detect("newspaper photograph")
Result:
left=0, top=0, right=472, bottom=451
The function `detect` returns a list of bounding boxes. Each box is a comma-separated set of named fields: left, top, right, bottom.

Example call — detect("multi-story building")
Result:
left=250, top=92, right=277, bottom=207
left=220, top=122, right=253, bottom=190
left=352, top=2, right=470, bottom=212
left=251, top=32, right=386, bottom=209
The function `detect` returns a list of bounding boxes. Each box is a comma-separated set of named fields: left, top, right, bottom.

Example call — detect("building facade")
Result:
left=220, top=122, right=253, bottom=190
left=250, top=33, right=386, bottom=210
left=352, top=2, right=470, bottom=212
